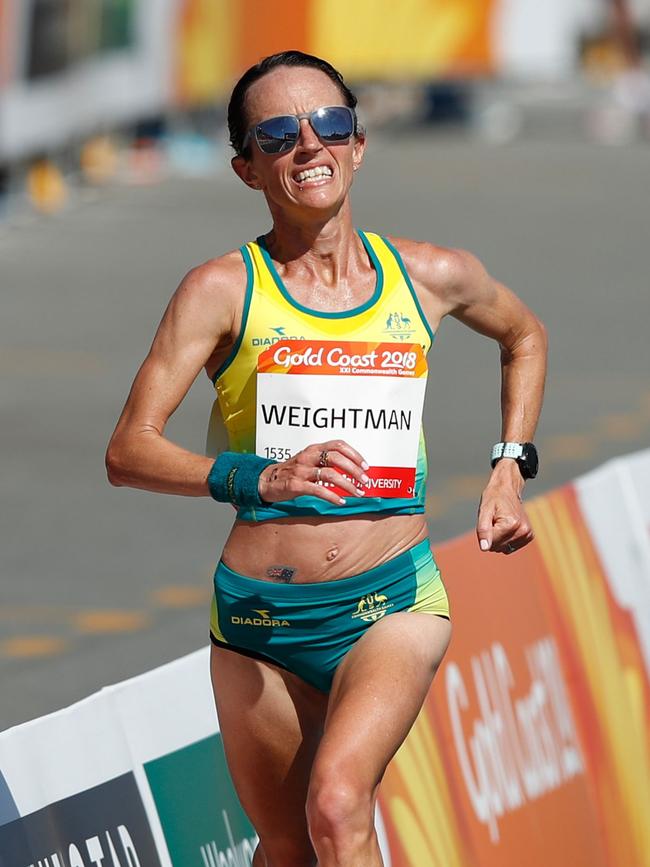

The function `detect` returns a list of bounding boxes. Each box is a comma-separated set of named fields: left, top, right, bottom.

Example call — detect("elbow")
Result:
left=535, top=316, right=549, bottom=361
left=501, top=315, right=548, bottom=364
left=524, top=314, right=548, bottom=356
left=105, top=440, right=127, bottom=487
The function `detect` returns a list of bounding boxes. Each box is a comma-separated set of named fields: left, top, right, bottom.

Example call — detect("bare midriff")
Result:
left=222, top=512, right=428, bottom=584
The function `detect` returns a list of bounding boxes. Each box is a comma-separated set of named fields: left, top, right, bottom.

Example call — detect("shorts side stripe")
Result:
left=210, top=592, right=227, bottom=642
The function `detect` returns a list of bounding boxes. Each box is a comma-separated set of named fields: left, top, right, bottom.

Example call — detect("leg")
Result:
left=306, top=612, right=452, bottom=866
left=210, top=644, right=329, bottom=867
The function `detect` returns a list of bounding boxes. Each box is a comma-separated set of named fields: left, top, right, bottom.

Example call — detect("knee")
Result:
left=306, top=771, right=374, bottom=850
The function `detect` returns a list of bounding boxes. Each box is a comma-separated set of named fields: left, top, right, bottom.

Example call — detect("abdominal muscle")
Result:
left=222, top=512, right=429, bottom=584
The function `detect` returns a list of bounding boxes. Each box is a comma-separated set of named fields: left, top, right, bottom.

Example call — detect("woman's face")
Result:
left=232, top=66, right=365, bottom=218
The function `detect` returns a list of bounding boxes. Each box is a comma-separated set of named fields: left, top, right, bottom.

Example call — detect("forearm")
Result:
left=490, top=322, right=547, bottom=492
left=499, top=324, right=547, bottom=443
left=106, top=429, right=213, bottom=497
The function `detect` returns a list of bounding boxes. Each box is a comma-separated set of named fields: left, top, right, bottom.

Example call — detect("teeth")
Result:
left=295, top=166, right=333, bottom=183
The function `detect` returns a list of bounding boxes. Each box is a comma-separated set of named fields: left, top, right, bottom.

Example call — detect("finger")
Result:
left=316, top=466, right=366, bottom=497
left=303, top=480, right=347, bottom=506
left=321, top=450, right=370, bottom=486
left=494, top=526, right=534, bottom=554
left=489, top=516, right=520, bottom=549
left=273, top=472, right=347, bottom=506
left=476, top=504, right=494, bottom=552
left=319, top=440, right=369, bottom=470
left=501, top=528, right=535, bottom=554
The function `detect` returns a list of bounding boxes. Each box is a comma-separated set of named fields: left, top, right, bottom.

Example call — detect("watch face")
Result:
left=521, top=442, right=539, bottom=479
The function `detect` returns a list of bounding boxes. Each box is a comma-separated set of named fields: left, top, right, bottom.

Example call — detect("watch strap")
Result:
left=491, top=442, right=524, bottom=465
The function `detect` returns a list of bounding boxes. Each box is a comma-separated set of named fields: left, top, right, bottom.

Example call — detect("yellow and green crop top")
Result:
left=206, top=231, right=435, bottom=521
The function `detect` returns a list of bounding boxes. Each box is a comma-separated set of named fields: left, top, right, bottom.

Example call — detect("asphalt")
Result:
left=1, top=130, right=649, bottom=729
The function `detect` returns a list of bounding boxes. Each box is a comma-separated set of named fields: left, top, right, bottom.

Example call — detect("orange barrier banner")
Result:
left=378, top=476, right=650, bottom=866
left=173, top=0, right=498, bottom=106
left=311, top=0, right=496, bottom=80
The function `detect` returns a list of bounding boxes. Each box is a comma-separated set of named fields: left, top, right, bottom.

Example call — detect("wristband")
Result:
left=207, top=452, right=274, bottom=507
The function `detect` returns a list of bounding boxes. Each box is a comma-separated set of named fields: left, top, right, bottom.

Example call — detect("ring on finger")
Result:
left=506, top=543, right=516, bottom=554
left=315, top=466, right=322, bottom=483
left=318, top=450, right=329, bottom=467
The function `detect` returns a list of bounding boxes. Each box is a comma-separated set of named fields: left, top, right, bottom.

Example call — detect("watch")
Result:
left=490, top=441, right=539, bottom=479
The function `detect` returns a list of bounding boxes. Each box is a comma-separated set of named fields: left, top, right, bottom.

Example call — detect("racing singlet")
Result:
left=206, top=231, right=435, bottom=521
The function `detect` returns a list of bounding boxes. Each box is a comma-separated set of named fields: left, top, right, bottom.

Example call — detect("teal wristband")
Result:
left=207, top=452, right=274, bottom=507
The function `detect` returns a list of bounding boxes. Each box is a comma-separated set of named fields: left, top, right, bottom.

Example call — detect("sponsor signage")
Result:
left=256, top=340, right=427, bottom=497
left=445, top=636, right=584, bottom=844
left=145, top=735, right=257, bottom=867
left=0, top=773, right=160, bottom=867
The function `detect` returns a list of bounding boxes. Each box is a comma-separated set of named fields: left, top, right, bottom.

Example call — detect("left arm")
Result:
left=392, top=238, right=548, bottom=554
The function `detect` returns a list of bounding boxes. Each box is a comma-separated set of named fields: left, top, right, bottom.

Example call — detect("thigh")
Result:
left=314, top=612, right=452, bottom=789
left=210, top=645, right=328, bottom=859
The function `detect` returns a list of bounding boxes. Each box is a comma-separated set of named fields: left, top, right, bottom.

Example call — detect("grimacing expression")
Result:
left=232, top=66, right=365, bottom=214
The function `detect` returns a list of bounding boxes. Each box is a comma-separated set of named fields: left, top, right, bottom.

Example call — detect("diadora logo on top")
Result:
left=352, top=592, right=394, bottom=623
left=231, top=608, right=291, bottom=627
left=384, top=311, right=415, bottom=341
left=252, top=326, right=306, bottom=347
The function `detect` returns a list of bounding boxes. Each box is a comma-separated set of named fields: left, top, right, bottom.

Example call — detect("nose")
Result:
left=296, top=118, right=322, bottom=152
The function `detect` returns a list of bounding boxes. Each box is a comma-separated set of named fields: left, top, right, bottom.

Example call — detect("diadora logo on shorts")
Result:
left=352, top=592, right=394, bottom=622
left=231, top=608, right=291, bottom=627
left=252, top=326, right=306, bottom=347
left=383, top=311, right=415, bottom=341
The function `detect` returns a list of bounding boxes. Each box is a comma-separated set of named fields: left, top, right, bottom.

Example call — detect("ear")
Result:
left=231, top=155, right=262, bottom=190
left=352, top=129, right=367, bottom=173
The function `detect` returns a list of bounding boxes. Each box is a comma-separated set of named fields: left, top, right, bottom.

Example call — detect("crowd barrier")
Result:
left=1, top=448, right=648, bottom=866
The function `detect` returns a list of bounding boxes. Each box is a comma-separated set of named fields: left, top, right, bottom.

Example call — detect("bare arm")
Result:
left=106, top=252, right=369, bottom=505
left=392, top=238, right=548, bottom=553
left=105, top=253, right=244, bottom=496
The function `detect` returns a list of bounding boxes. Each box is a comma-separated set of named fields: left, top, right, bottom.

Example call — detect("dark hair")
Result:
left=227, top=50, right=358, bottom=157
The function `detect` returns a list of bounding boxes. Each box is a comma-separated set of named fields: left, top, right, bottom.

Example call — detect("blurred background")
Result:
left=2, top=0, right=650, bottom=210
left=1, top=0, right=649, bottom=729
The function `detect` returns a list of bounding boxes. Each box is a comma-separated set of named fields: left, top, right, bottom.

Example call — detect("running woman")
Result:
left=106, top=51, right=547, bottom=867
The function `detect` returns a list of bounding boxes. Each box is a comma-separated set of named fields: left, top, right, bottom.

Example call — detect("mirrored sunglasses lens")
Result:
left=255, top=116, right=299, bottom=153
left=312, top=107, right=354, bottom=142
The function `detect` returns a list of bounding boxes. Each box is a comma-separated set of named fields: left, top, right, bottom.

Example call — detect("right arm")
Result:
left=105, top=253, right=244, bottom=496
left=106, top=254, right=368, bottom=504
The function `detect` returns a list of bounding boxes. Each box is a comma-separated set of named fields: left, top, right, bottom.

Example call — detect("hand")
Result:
left=258, top=440, right=370, bottom=506
left=476, top=460, right=534, bottom=554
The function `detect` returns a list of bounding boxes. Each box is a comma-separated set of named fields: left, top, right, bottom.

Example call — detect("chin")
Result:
left=295, top=184, right=348, bottom=208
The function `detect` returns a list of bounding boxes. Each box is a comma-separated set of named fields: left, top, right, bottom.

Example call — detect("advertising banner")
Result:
left=378, top=536, right=606, bottom=867
left=529, top=483, right=650, bottom=867
left=145, top=735, right=257, bottom=867
left=378, top=449, right=650, bottom=866
left=0, top=774, right=162, bottom=867
left=0, top=650, right=256, bottom=867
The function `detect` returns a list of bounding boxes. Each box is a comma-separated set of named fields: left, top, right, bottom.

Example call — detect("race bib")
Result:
left=256, top=340, right=427, bottom=498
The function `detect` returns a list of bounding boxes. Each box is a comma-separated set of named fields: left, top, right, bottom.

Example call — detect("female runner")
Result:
left=107, top=50, right=547, bottom=867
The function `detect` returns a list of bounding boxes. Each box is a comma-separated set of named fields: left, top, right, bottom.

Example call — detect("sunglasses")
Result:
left=242, top=105, right=357, bottom=155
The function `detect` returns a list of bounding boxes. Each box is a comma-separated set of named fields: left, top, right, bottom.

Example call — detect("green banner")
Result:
left=145, top=734, right=258, bottom=866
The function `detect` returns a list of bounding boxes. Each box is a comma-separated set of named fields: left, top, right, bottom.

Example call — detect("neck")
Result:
left=264, top=200, right=364, bottom=285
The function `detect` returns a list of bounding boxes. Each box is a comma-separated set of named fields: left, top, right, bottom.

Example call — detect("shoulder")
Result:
left=174, top=248, right=248, bottom=308
left=161, top=248, right=250, bottom=335
left=385, top=235, right=490, bottom=306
